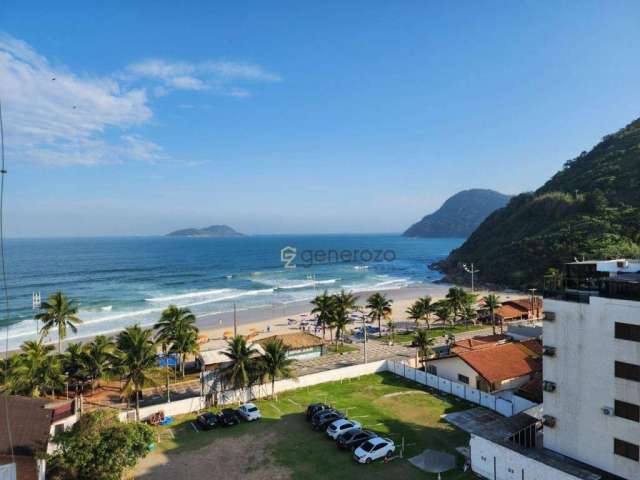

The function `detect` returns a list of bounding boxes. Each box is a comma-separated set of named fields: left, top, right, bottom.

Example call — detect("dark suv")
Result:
left=217, top=408, right=241, bottom=426
left=196, top=412, right=220, bottom=430
left=337, top=429, right=375, bottom=450
left=311, top=410, right=345, bottom=431
left=306, top=403, right=330, bottom=421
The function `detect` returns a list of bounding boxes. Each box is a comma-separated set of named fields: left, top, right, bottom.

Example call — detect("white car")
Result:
left=238, top=403, right=261, bottom=421
left=352, top=437, right=395, bottom=464
left=326, top=419, right=362, bottom=439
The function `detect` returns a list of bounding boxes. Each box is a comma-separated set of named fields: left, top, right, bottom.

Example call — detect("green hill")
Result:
left=403, top=189, right=510, bottom=238
left=436, top=117, right=640, bottom=288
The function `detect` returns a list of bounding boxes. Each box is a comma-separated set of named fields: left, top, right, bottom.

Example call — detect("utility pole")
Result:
left=233, top=302, right=237, bottom=337
left=32, top=291, right=41, bottom=336
left=363, top=313, right=368, bottom=364
left=528, top=288, right=538, bottom=319
left=462, top=263, right=480, bottom=292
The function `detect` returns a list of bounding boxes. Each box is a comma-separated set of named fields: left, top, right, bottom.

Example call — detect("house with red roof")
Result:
left=426, top=339, right=542, bottom=393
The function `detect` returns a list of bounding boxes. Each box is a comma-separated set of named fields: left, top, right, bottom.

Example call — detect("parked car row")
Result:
left=306, top=403, right=395, bottom=464
left=196, top=402, right=262, bottom=430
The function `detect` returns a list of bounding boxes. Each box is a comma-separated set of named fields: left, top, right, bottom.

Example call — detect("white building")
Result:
left=544, top=294, right=640, bottom=479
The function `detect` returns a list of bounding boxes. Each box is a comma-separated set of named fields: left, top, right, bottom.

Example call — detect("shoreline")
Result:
left=5, top=282, right=527, bottom=355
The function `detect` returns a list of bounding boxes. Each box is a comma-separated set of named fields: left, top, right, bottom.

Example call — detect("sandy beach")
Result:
left=192, top=283, right=525, bottom=351
left=12, top=282, right=527, bottom=355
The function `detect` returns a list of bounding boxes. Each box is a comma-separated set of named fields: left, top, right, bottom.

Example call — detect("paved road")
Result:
left=91, top=326, right=495, bottom=410
left=293, top=326, right=495, bottom=375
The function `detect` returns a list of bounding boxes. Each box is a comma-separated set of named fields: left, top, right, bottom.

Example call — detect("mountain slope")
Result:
left=167, top=225, right=244, bottom=237
left=403, top=189, right=510, bottom=238
left=437, top=117, right=640, bottom=288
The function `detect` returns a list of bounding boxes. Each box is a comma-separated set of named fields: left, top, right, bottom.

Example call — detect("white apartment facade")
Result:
left=543, top=295, right=640, bottom=480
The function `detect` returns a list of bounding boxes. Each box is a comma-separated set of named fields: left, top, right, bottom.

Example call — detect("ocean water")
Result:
left=1, top=235, right=463, bottom=349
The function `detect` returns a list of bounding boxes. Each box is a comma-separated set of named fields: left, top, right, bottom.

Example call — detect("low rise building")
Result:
left=426, top=338, right=542, bottom=393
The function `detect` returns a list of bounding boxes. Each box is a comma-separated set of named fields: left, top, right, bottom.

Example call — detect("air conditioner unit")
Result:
left=542, top=415, right=556, bottom=427
left=542, top=346, right=556, bottom=356
left=545, top=311, right=556, bottom=322
left=602, top=406, right=614, bottom=416
left=542, top=380, right=556, bottom=392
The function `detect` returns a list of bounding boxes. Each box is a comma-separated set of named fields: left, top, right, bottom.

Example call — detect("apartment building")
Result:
left=543, top=259, right=640, bottom=480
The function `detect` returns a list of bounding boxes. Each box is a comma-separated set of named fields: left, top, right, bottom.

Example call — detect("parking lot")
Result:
left=133, top=372, right=475, bottom=479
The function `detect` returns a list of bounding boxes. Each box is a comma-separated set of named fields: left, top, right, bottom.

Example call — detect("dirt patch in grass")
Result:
left=379, top=391, right=429, bottom=399
left=133, top=429, right=292, bottom=480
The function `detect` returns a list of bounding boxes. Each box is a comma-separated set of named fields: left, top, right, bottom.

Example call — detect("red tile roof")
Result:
left=457, top=342, right=542, bottom=384
left=516, top=373, right=543, bottom=403
left=451, top=334, right=509, bottom=354
left=496, top=304, right=526, bottom=319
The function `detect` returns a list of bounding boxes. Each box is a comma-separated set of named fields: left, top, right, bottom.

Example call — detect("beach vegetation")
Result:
left=482, top=294, right=501, bottom=335
left=113, top=325, right=159, bottom=420
left=366, top=292, right=392, bottom=338
left=413, top=329, right=435, bottom=372
left=35, top=290, right=83, bottom=353
left=256, top=338, right=296, bottom=399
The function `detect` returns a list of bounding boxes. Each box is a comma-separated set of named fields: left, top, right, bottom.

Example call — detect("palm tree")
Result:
left=170, top=328, right=199, bottom=377
left=417, top=296, right=434, bottom=329
left=83, top=335, right=115, bottom=394
left=461, top=302, right=478, bottom=329
left=218, top=335, right=259, bottom=394
left=366, top=293, right=392, bottom=338
left=446, top=287, right=468, bottom=323
left=405, top=301, right=424, bottom=328
left=332, top=290, right=357, bottom=347
left=258, top=339, right=296, bottom=399
left=413, top=329, right=435, bottom=372
left=9, top=340, right=58, bottom=397
left=62, top=342, right=88, bottom=394
left=311, top=291, right=335, bottom=340
left=483, top=294, right=502, bottom=335
left=115, top=325, right=158, bottom=420
left=36, top=291, right=82, bottom=352
left=41, top=355, right=65, bottom=398
left=434, top=300, right=453, bottom=329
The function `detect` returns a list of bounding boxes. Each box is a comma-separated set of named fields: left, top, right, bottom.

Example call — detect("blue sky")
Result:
left=1, top=1, right=639, bottom=236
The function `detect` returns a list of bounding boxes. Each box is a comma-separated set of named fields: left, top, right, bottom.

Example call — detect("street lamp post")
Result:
left=462, top=263, right=479, bottom=292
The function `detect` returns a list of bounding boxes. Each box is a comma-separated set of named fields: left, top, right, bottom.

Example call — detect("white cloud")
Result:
left=126, top=58, right=281, bottom=96
left=0, top=33, right=155, bottom=165
left=0, top=33, right=281, bottom=166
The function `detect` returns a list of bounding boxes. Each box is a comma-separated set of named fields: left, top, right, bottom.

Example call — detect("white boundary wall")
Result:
left=119, top=359, right=536, bottom=421
left=470, top=435, right=590, bottom=480
left=387, top=360, right=536, bottom=418
left=120, top=360, right=388, bottom=421
left=0, top=463, right=16, bottom=480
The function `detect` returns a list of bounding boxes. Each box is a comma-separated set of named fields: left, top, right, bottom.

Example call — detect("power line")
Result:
left=0, top=98, right=16, bottom=465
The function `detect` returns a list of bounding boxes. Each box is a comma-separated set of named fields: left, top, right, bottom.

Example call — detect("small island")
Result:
left=166, top=225, right=245, bottom=237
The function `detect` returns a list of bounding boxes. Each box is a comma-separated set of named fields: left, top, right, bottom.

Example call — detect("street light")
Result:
left=462, top=263, right=479, bottom=292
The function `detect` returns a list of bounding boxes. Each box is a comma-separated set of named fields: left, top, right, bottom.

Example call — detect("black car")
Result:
left=306, top=403, right=330, bottom=421
left=336, top=429, right=375, bottom=450
left=196, top=412, right=220, bottom=430
left=312, top=410, right=345, bottom=431
left=217, top=408, right=241, bottom=426
left=310, top=407, right=336, bottom=425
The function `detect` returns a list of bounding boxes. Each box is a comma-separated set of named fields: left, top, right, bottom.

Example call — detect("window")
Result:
left=615, top=361, right=640, bottom=382
left=615, top=400, right=640, bottom=422
left=615, top=322, right=640, bottom=342
left=458, top=374, right=469, bottom=384
left=614, top=438, right=639, bottom=461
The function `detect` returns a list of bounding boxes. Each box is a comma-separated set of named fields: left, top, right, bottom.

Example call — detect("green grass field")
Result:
left=147, top=372, right=474, bottom=479
left=381, top=324, right=486, bottom=344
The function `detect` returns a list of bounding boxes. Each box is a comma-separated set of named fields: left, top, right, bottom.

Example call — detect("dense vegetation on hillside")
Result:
left=403, top=189, right=510, bottom=238
left=437, top=118, right=640, bottom=288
